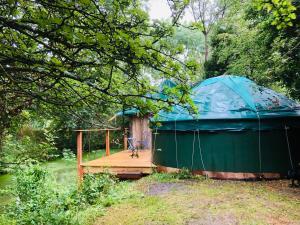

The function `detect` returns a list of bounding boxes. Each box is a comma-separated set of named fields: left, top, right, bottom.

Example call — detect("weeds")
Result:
left=145, top=168, right=205, bottom=183
left=1, top=163, right=140, bottom=225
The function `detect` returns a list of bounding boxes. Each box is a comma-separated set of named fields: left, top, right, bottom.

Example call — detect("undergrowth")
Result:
left=146, top=168, right=206, bottom=182
left=0, top=162, right=140, bottom=225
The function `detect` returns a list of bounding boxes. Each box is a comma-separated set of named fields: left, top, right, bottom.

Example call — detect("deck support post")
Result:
left=77, top=131, right=83, bottom=181
left=124, top=128, right=128, bottom=150
left=105, top=129, right=110, bottom=156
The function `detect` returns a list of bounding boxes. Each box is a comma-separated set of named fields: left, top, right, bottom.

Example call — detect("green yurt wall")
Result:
left=152, top=75, right=300, bottom=179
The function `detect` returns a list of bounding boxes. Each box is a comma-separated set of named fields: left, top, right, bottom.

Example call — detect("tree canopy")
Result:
left=0, top=0, right=198, bottom=142
left=205, top=0, right=300, bottom=98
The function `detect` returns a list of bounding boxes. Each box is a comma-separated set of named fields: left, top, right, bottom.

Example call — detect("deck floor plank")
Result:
left=81, top=150, right=155, bottom=176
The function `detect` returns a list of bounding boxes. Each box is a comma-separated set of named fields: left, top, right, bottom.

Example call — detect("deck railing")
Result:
left=75, top=128, right=127, bottom=181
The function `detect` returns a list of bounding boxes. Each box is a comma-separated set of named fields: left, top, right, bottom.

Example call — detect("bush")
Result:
left=0, top=214, right=16, bottom=225
left=4, top=163, right=136, bottom=225
left=80, top=173, right=117, bottom=205
left=146, top=169, right=202, bottom=183
left=177, top=168, right=194, bottom=179
left=8, top=163, right=74, bottom=225
left=1, top=132, right=58, bottom=173
left=62, top=148, right=76, bottom=161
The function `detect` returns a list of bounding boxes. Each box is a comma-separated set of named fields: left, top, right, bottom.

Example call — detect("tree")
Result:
left=189, top=0, right=229, bottom=62
left=205, top=0, right=300, bottom=98
left=0, top=0, right=198, bottom=149
left=254, top=0, right=297, bottom=29
left=0, top=80, right=33, bottom=150
left=152, top=25, right=205, bottom=82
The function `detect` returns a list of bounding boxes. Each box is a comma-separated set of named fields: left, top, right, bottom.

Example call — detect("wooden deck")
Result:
left=81, top=150, right=156, bottom=178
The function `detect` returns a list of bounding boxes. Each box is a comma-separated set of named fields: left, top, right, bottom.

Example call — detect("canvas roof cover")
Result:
left=156, top=75, right=300, bottom=122
left=117, top=79, right=177, bottom=116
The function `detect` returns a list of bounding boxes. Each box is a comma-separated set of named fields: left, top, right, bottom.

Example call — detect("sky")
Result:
left=148, top=0, right=193, bottom=22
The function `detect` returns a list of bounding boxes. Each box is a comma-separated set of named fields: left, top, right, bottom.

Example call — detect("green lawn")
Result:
left=43, top=149, right=121, bottom=186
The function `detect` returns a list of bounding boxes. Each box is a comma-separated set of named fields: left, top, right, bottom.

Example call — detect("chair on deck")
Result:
left=127, top=137, right=138, bottom=158
left=137, top=131, right=150, bottom=150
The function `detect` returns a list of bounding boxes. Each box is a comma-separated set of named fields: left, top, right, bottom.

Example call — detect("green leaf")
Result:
left=51, top=57, right=62, bottom=66
left=289, top=13, right=296, bottom=19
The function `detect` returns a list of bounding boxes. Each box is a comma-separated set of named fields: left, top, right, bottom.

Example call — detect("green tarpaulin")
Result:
left=155, top=75, right=300, bottom=123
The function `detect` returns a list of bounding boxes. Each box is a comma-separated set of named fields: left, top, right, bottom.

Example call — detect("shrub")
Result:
left=80, top=173, right=117, bottom=205
left=62, top=148, right=76, bottom=161
left=146, top=169, right=202, bottom=183
left=2, top=132, right=58, bottom=173
left=177, top=168, right=194, bottom=179
left=5, top=163, right=136, bottom=225
left=8, top=163, right=74, bottom=225
left=0, top=214, right=16, bottom=225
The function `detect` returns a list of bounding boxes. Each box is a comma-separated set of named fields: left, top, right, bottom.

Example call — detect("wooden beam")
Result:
left=124, top=128, right=128, bottom=150
left=105, top=129, right=110, bottom=156
left=83, top=166, right=153, bottom=175
left=75, top=128, right=121, bottom=132
left=77, top=131, right=84, bottom=181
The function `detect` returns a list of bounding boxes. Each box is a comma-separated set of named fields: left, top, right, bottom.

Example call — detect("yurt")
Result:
left=152, top=75, right=300, bottom=179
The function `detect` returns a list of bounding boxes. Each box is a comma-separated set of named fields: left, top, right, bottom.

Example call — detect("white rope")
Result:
left=284, top=125, right=294, bottom=169
left=174, top=119, right=179, bottom=168
left=256, top=112, right=262, bottom=173
left=197, top=130, right=206, bottom=172
left=191, top=130, right=196, bottom=170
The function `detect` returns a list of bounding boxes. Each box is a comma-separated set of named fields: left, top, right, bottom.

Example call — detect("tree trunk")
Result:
left=204, top=32, right=209, bottom=62
left=0, top=129, right=3, bottom=153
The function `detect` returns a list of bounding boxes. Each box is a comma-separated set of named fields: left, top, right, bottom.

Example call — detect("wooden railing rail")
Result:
left=76, top=128, right=128, bottom=181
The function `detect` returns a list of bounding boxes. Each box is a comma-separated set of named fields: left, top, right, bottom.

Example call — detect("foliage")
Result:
left=205, top=0, right=300, bottom=99
left=166, top=26, right=205, bottom=81
left=0, top=0, right=198, bottom=139
left=176, top=167, right=194, bottom=179
left=8, top=163, right=74, bottom=225
left=0, top=107, right=127, bottom=173
left=254, top=0, right=297, bottom=29
left=79, top=173, right=117, bottom=205
left=0, top=214, right=16, bottom=225
left=1, top=131, right=58, bottom=173
left=62, top=148, right=76, bottom=161
left=146, top=169, right=199, bottom=183
left=0, top=0, right=203, bottom=168
left=189, top=0, right=231, bottom=61
left=3, top=163, right=140, bottom=225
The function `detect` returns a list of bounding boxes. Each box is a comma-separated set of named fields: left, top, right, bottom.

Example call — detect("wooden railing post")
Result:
left=105, top=129, right=110, bottom=156
left=77, top=131, right=83, bottom=181
left=124, top=128, right=128, bottom=150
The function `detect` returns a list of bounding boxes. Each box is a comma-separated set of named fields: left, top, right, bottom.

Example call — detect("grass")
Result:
left=94, top=174, right=300, bottom=225
left=94, top=195, right=189, bottom=225
left=0, top=148, right=121, bottom=186
left=44, top=148, right=121, bottom=186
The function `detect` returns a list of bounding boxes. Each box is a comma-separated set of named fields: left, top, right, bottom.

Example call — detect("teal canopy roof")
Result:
left=116, top=108, right=140, bottom=116
left=156, top=75, right=300, bottom=121
left=117, top=79, right=177, bottom=116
